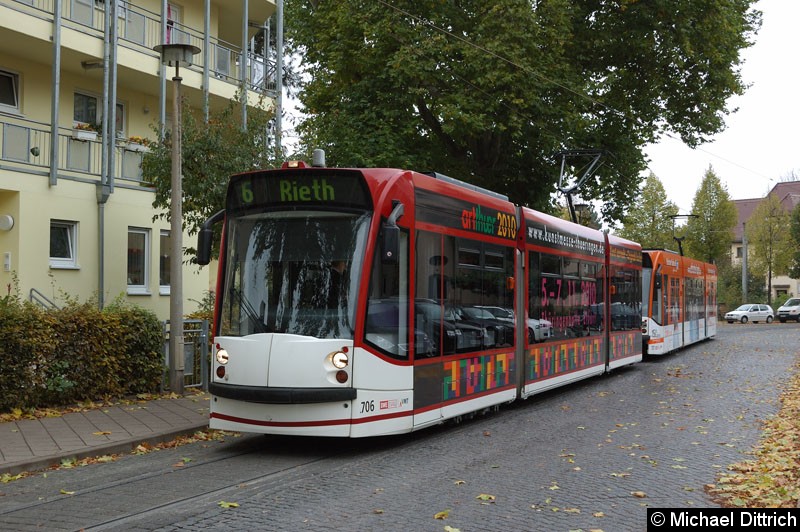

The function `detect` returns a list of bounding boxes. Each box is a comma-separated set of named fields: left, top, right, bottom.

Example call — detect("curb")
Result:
left=0, top=423, right=208, bottom=477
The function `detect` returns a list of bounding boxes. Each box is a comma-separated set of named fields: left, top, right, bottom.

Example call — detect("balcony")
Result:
left=1, top=114, right=153, bottom=187
left=0, top=0, right=277, bottom=97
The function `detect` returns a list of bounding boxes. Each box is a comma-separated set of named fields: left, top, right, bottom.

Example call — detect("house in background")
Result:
left=0, top=0, right=277, bottom=318
left=731, top=181, right=800, bottom=299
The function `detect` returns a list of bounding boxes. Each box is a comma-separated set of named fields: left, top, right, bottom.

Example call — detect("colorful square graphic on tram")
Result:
left=526, top=337, right=603, bottom=381
left=443, top=352, right=515, bottom=400
left=609, top=330, right=642, bottom=362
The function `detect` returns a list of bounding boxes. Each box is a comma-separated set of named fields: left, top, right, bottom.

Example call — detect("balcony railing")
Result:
left=3, top=0, right=277, bottom=94
left=0, top=115, right=152, bottom=188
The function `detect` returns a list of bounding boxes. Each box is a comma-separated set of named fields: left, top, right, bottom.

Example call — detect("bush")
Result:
left=0, top=297, right=165, bottom=412
left=0, top=298, right=56, bottom=411
left=104, top=301, right=164, bottom=395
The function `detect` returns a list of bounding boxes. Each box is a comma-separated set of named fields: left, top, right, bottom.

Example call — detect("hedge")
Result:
left=0, top=297, right=164, bottom=412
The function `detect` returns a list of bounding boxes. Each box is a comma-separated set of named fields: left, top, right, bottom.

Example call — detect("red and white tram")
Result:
left=197, top=161, right=644, bottom=437
left=641, top=249, right=717, bottom=355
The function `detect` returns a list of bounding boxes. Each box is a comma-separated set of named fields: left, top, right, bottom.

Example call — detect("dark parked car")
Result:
left=455, top=306, right=515, bottom=347
left=415, top=300, right=486, bottom=354
left=365, top=299, right=434, bottom=356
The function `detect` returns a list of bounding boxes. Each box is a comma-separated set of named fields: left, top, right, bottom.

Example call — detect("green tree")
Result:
left=142, top=94, right=277, bottom=258
left=684, top=166, right=738, bottom=263
left=617, top=173, right=678, bottom=249
left=745, top=194, right=792, bottom=305
left=285, top=0, right=760, bottom=223
left=556, top=201, right=602, bottom=229
left=717, top=261, right=766, bottom=313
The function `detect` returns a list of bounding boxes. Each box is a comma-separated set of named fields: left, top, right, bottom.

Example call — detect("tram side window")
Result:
left=708, top=281, right=716, bottom=318
left=609, top=265, right=641, bottom=331
left=414, top=231, right=455, bottom=356
left=671, top=277, right=681, bottom=324
left=582, top=262, right=602, bottom=334
left=686, top=278, right=702, bottom=321
left=415, top=232, right=514, bottom=355
left=452, top=239, right=515, bottom=349
left=364, top=226, right=410, bottom=359
left=529, top=253, right=602, bottom=341
left=652, top=267, right=664, bottom=325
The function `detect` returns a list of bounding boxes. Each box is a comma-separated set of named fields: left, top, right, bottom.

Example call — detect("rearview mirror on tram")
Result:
left=197, top=227, right=213, bottom=266
left=196, top=210, right=225, bottom=266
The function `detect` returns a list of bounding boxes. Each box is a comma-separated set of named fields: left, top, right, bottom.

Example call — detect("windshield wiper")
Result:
left=230, top=287, right=268, bottom=334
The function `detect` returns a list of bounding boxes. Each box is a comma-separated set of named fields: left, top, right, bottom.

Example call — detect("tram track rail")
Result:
left=0, top=434, right=343, bottom=531
left=0, top=424, right=450, bottom=532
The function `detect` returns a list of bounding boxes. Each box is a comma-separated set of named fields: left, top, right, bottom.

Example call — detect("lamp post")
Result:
left=154, top=43, right=200, bottom=394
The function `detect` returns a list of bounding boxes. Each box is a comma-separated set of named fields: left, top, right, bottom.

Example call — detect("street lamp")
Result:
left=154, top=43, right=200, bottom=394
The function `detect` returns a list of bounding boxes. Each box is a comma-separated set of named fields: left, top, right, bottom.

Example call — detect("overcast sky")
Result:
left=643, top=0, right=800, bottom=214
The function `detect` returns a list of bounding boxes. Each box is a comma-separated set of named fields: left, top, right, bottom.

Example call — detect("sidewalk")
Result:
left=0, top=392, right=210, bottom=476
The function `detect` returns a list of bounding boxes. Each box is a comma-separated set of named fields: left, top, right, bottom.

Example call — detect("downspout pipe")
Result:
left=159, top=0, right=168, bottom=138
left=204, top=0, right=210, bottom=122
left=275, top=0, right=283, bottom=154
left=49, top=0, right=62, bottom=186
left=107, top=0, right=118, bottom=194
left=241, top=0, right=248, bottom=128
left=96, top=0, right=113, bottom=310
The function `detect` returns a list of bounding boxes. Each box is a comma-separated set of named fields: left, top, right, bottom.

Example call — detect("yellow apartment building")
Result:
left=0, top=0, right=276, bottom=318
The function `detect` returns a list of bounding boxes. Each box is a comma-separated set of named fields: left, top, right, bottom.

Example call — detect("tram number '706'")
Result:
left=359, top=400, right=375, bottom=414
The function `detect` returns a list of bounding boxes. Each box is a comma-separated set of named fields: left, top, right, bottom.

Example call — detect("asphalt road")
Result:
left=0, top=321, right=797, bottom=532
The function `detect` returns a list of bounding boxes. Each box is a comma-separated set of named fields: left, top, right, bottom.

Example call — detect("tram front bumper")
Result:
left=209, top=382, right=357, bottom=404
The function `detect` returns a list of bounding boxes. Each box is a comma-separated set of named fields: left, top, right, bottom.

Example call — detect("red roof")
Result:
left=732, top=181, right=800, bottom=242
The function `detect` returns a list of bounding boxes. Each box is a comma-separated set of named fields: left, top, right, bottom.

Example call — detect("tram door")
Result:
left=412, top=231, right=449, bottom=426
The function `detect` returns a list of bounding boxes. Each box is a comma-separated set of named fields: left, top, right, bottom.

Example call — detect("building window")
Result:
left=160, top=230, right=171, bottom=295
left=73, top=91, right=125, bottom=135
left=0, top=69, right=20, bottom=113
left=736, top=246, right=743, bottom=258
left=50, top=221, right=79, bottom=269
left=127, top=228, right=150, bottom=293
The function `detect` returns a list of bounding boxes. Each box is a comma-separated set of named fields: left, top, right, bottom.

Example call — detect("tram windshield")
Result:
left=219, top=210, right=371, bottom=339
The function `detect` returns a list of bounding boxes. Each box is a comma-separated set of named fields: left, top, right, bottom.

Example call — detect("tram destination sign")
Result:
left=228, top=170, right=371, bottom=210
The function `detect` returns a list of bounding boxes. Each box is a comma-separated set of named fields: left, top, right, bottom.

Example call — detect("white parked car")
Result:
left=475, top=306, right=553, bottom=342
left=776, top=298, right=800, bottom=323
left=725, top=304, right=774, bottom=324
left=528, top=317, right=553, bottom=342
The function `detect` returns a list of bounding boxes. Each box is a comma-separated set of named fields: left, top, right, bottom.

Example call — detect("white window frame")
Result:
left=127, top=227, right=151, bottom=295
left=0, top=69, right=20, bottom=114
left=50, top=220, right=79, bottom=269
left=159, top=229, right=171, bottom=295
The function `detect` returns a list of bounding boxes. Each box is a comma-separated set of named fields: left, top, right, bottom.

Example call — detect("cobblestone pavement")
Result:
left=0, top=323, right=796, bottom=532
left=135, top=323, right=796, bottom=532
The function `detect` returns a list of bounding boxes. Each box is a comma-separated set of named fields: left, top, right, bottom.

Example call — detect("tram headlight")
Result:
left=216, top=348, right=229, bottom=365
left=331, top=351, right=349, bottom=369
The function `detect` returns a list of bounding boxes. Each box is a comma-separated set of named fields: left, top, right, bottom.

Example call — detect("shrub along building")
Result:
left=0, top=0, right=277, bottom=317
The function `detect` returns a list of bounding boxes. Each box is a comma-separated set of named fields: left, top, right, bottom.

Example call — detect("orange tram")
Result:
left=196, top=160, right=711, bottom=437
left=641, top=249, right=717, bottom=355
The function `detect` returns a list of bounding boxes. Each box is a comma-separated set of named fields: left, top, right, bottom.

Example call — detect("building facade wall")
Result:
left=0, top=0, right=276, bottom=319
